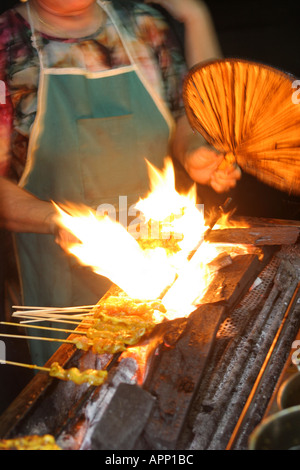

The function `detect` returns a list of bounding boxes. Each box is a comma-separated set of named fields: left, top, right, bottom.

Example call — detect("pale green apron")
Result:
left=15, top=1, right=174, bottom=365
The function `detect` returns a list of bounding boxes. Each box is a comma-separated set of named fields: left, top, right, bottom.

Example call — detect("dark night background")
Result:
left=197, top=0, right=300, bottom=220
left=0, top=0, right=300, bottom=411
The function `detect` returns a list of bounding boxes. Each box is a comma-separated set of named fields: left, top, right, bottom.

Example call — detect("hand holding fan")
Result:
left=183, top=59, right=300, bottom=195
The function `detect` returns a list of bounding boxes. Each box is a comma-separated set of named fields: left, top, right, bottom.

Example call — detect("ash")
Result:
left=57, top=357, right=138, bottom=450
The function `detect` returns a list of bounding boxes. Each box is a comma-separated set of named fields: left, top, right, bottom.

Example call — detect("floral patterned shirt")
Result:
left=0, top=1, right=187, bottom=180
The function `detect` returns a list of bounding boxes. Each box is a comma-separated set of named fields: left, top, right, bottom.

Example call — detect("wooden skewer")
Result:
left=0, top=333, right=76, bottom=344
left=12, top=311, right=94, bottom=320
left=12, top=314, right=93, bottom=326
left=17, top=318, right=82, bottom=325
left=12, top=304, right=96, bottom=311
left=0, top=321, right=87, bottom=336
left=12, top=305, right=95, bottom=322
left=15, top=312, right=94, bottom=319
left=0, top=359, right=50, bottom=373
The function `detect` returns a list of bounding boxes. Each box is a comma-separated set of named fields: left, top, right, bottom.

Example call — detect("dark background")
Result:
left=0, top=0, right=300, bottom=412
left=203, top=0, right=300, bottom=220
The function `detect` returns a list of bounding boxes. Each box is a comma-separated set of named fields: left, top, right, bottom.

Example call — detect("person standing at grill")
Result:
left=0, top=0, right=241, bottom=365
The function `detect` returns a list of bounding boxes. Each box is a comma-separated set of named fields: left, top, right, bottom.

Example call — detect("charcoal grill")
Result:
left=0, top=219, right=299, bottom=451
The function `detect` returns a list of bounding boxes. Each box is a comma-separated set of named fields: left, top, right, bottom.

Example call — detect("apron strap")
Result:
left=26, top=1, right=45, bottom=69
left=26, top=0, right=175, bottom=132
left=98, top=1, right=174, bottom=132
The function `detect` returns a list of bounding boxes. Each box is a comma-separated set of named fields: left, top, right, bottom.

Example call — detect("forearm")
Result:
left=147, top=0, right=222, bottom=67
left=0, top=177, right=56, bottom=234
left=183, top=1, right=222, bottom=67
left=171, top=114, right=207, bottom=169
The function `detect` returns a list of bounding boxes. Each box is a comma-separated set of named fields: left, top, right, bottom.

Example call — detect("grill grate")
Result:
left=217, top=255, right=281, bottom=339
left=177, top=247, right=300, bottom=450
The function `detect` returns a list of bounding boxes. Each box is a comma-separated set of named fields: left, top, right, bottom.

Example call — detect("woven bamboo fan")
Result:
left=183, top=58, right=300, bottom=195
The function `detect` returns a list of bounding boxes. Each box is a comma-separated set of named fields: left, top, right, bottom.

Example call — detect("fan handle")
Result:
left=218, top=152, right=237, bottom=171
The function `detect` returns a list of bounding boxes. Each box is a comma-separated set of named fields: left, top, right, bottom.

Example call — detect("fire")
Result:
left=54, top=204, right=176, bottom=301
left=134, top=159, right=205, bottom=258
left=54, top=158, right=238, bottom=318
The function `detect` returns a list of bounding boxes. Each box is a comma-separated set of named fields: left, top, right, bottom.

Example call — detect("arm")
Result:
left=0, top=13, right=57, bottom=236
left=0, top=177, right=56, bottom=233
left=181, top=0, right=222, bottom=67
left=148, top=1, right=241, bottom=192
left=0, top=12, right=55, bottom=234
left=0, top=178, right=81, bottom=252
left=146, top=0, right=222, bottom=67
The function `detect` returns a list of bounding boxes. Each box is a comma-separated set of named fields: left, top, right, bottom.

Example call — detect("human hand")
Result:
left=210, top=162, right=242, bottom=193
left=184, top=146, right=242, bottom=193
left=47, top=212, right=80, bottom=252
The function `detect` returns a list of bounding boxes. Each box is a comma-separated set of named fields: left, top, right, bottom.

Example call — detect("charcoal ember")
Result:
left=91, top=383, right=155, bottom=450
left=207, top=252, right=233, bottom=272
left=140, top=303, right=225, bottom=450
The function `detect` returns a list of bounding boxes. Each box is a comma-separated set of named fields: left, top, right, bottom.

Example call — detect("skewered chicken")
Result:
left=49, top=362, right=107, bottom=386
left=73, top=293, right=166, bottom=355
left=0, top=434, right=61, bottom=450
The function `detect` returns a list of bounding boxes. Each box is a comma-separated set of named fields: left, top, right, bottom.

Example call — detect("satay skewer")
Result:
left=0, top=321, right=87, bottom=335
left=0, top=359, right=108, bottom=386
left=12, top=311, right=94, bottom=321
left=12, top=305, right=95, bottom=323
left=12, top=313, right=93, bottom=326
left=0, top=332, right=76, bottom=344
left=12, top=304, right=95, bottom=311
left=0, top=359, right=50, bottom=373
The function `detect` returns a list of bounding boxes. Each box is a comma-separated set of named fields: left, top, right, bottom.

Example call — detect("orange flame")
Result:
left=53, top=158, right=245, bottom=318
left=54, top=204, right=176, bottom=301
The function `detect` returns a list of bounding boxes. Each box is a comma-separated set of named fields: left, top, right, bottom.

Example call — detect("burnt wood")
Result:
left=135, top=250, right=275, bottom=450
left=204, top=252, right=271, bottom=307
left=232, top=217, right=300, bottom=227
left=206, top=226, right=300, bottom=246
left=138, top=303, right=225, bottom=450
left=91, top=383, right=155, bottom=450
